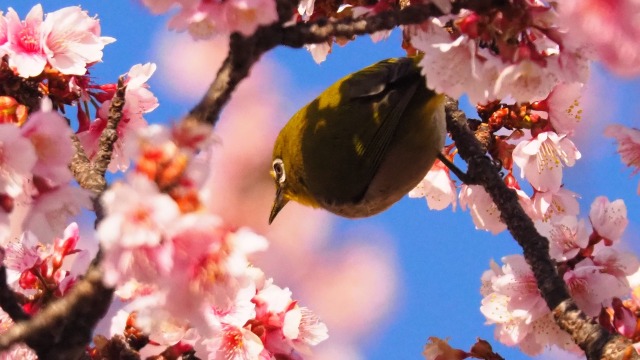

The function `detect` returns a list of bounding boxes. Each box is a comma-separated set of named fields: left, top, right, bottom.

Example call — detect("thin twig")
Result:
left=444, top=96, right=638, bottom=360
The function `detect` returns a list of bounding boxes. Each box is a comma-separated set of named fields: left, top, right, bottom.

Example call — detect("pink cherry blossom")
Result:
left=480, top=255, right=551, bottom=351
left=517, top=313, right=580, bottom=356
left=158, top=219, right=267, bottom=325
left=4, top=5, right=46, bottom=78
left=282, top=307, right=328, bottom=352
left=531, top=187, right=580, bottom=221
left=409, top=159, right=457, bottom=211
left=564, top=257, right=631, bottom=316
left=3, top=232, right=42, bottom=275
left=154, top=0, right=277, bottom=39
left=414, top=4, right=589, bottom=104
left=535, top=216, right=589, bottom=261
left=545, top=83, right=583, bottom=135
left=19, top=99, right=74, bottom=185
left=224, top=0, right=278, bottom=36
left=22, top=185, right=92, bottom=243
left=558, top=0, right=640, bottom=76
left=592, top=247, right=640, bottom=280
left=512, top=131, right=581, bottom=192
left=589, top=196, right=628, bottom=244
left=459, top=185, right=506, bottom=234
left=41, top=6, right=115, bottom=75
left=413, top=20, right=492, bottom=105
left=202, top=324, right=264, bottom=360
left=604, top=124, right=640, bottom=193
left=0, top=124, right=37, bottom=197
left=493, top=60, right=558, bottom=102
left=0, top=12, right=8, bottom=56
left=480, top=255, right=579, bottom=355
left=97, top=176, right=179, bottom=248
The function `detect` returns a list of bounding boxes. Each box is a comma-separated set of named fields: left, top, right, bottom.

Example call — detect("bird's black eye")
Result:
left=272, top=158, right=286, bottom=184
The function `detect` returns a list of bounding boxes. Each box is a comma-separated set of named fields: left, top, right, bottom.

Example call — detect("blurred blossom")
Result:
left=558, top=0, right=640, bottom=76
left=589, top=196, right=628, bottom=244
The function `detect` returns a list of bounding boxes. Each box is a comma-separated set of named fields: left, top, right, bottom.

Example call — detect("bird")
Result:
left=269, top=56, right=446, bottom=224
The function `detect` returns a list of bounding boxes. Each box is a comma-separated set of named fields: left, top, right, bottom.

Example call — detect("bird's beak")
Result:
left=269, top=187, right=289, bottom=224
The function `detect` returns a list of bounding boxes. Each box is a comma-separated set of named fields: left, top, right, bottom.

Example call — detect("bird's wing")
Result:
left=342, top=58, right=422, bottom=201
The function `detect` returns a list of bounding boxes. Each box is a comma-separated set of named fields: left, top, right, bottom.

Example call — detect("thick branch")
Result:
left=186, top=3, right=446, bottom=126
left=444, top=97, right=638, bottom=360
left=0, top=267, right=113, bottom=360
left=0, top=267, right=29, bottom=323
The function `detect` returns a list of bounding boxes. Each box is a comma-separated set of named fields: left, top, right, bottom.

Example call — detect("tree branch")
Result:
left=186, top=3, right=446, bottom=126
left=444, top=96, right=638, bottom=360
left=0, top=266, right=29, bottom=323
left=0, top=267, right=113, bottom=360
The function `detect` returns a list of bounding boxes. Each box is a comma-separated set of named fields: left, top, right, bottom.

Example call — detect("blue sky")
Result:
left=11, top=2, right=640, bottom=359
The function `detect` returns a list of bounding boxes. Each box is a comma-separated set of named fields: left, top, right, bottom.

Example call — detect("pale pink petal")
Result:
left=459, top=184, right=506, bottom=234
left=0, top=124, right=36, bottom=197
left=589, top=196, right=628, bottom=243
left=20, top=99, right=74, bottom=184
left=546, top=83, right=584, bottom=135
left=42, top=6, right=112, bottom=75
left=5, top=5, right=46, bottom=78
left=604, top=124, right=640, bottom=174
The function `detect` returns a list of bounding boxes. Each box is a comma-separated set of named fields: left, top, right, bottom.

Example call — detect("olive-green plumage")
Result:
left=269, top=57, right=446, bottom=223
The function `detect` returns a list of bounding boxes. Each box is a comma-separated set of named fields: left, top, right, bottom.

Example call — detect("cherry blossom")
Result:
left=512, top=131, right=581, bottom=192
left=564, top=257, right=631, bottom=316
left=202, top=324, right=264, bottom=360
left=145, top=0, right=278, bottom=39
left=535, top=216, right=589, bottom=262
left=4, top=5, right=46, bottom=78
left=0, top=124, right=37, bottom=197
left=0, top=12, right=8, bottom=55
left=413, top=3, right=590, bottom=104
left=605, top=124, right=640, bottom=193
left=480, top=255, right=578, bottom=355
left=543, top=83, right=584, bottom=135
left=413, top=19, right=491, bottom=105
left=459, top=185, right=505, bottom=234
left=42, top=6, right=114, bottom=75
left=589, top=196, right=628, bottom=244
left=531, top=187, right=580, bottom=221
left=409, top=159, right=457, bottom=211
left=480, top=255, right=556, bottom=354
left=19, top=99, right=74, bottom=185
left=22, top=185, right=92, bottom=243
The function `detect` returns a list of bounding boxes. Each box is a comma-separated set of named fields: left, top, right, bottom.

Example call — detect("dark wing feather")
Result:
left=299, top=57, right=424, bottom=205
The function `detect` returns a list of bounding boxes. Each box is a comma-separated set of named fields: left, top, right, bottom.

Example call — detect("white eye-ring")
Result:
left=272, top=158, right=286, bottom=184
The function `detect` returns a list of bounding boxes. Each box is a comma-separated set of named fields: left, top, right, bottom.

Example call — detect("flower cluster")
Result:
left=605, top=124, right=640, bottom=194
left=480, top=197, right=638, bottom=355
left=0, top=98, right=91, bottom=244
left=93, top=123, right=328, bottom=358
left=140, top=0, right=278, bottom=39
left=4, top=223, right=85, bottom=314
left=0, top=5, right=113, bottom=78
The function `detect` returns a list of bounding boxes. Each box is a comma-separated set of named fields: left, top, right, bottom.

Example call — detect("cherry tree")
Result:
left=0, top=1, right=639, bottom=360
